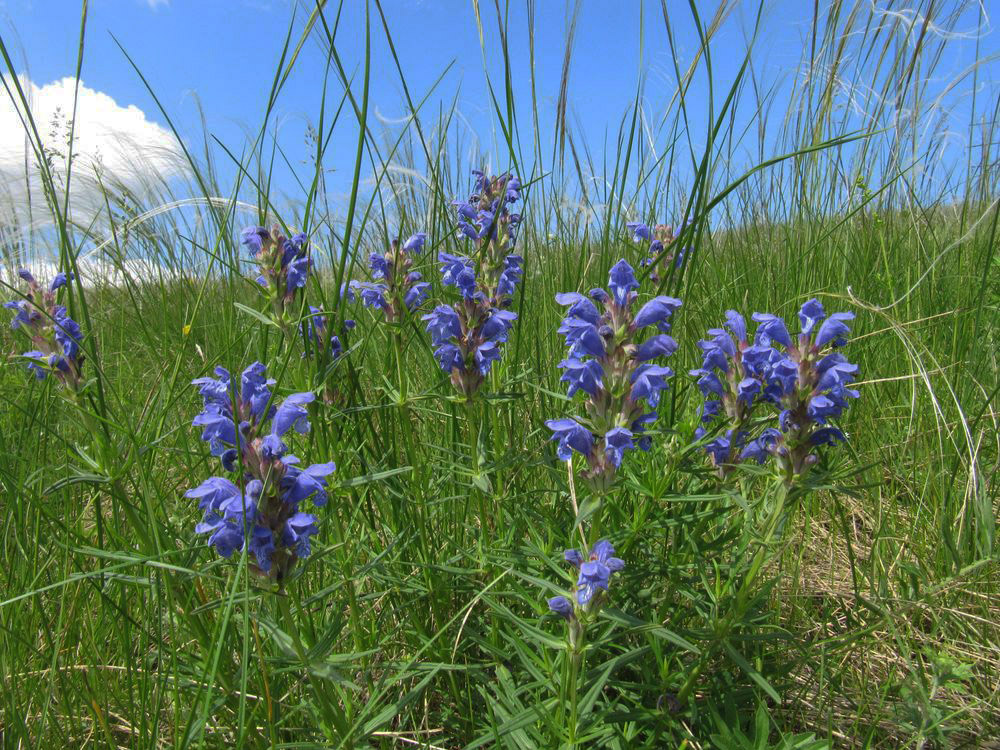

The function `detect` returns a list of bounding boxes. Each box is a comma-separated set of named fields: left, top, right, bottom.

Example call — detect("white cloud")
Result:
left=144, top=0, right=169, bottom=8
left=0, top=75, right=188, bottom=233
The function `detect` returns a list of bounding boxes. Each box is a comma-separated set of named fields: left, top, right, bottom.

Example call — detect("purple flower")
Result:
left=433, top=344, right=464, bottom=373
left=435, top=248, right=480, bottom=293
left=369, top=253, right=390, bottom=279
left=630, top=364, right=673, bottom=408
left=740, top=428, right=781, bottom=464
left=575, top=539, right=625, bottom=606
left=474, top=341, right=501, bottom=375
left=608, top=259, right=639, bottom=307
left=633, top=296, right=683, bottom=329
left=272, top=392, right=315, bottom=436
left=555, top=292, right=601, bottom=324
left=626, top=222, right=651, bottom=242
left=724, top=310, right=747, bottom=343
left=404, top=281, right=431, bottom=311
left=816, top=353, right=859, bottom=391
left=240, top=362, right=274, bottom=420
left=547, top=595, right=574, bottom=620
left=422, top=305, right=462, bottom=345
left=545, top=418, right=594, bottom=460
left=481, top=309, right=518, bottom=342
left=810, top=427, right=847, bottom=446
left=752, top=312, right=793, bottom=348
left=284, top=512, right=319, bottom=557
left=558, top=317, right=605, bottom=359
left=636, top=334, right=678, bottom=362
left=559, top=358, right=604, bottom=398
left=604, top=428, right=634, bottom=468
left=815, top=311, right=855, bottom=348
left=402, top=232, right=426, bottom=254
left=798, top=298, right=825, bottom=335
left=704, top=433, right=733, bottom=465
left=281, top=460, right=336, bottom=506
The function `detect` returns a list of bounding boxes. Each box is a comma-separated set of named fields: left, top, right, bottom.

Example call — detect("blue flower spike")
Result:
left=348, top=232, right=431, bottom=324
left=692, top=297, right=859, bottom=481
left=4, top=269, right=84, bottom=389
left=546, top=258, right=682, bottom=491
left=545, top=539, right=625, bottom=635
left=241, top=225, right=313, bottom=331
left=187, top=361, right=334, bottom=584
left=627, top=219, right=692, bottom=281
left=421, top=171, right=527, bottom=400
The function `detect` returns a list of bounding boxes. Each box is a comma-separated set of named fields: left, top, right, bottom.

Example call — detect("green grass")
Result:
left=1, top=1, right=998, bottom=747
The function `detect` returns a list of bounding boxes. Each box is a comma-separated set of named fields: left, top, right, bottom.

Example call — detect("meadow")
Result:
left=1, top=1, right=998, bottom=748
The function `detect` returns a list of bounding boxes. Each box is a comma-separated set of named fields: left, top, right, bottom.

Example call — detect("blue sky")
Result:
left=0, top=0, right=996, bottom=214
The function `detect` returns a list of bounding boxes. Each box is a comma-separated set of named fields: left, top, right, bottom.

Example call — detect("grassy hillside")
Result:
left=1, top=1, right=997, bottom=747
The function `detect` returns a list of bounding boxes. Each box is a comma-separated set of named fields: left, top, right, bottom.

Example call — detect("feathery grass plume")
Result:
left=691, top=299, right=859, bottom=482
left=241, top=224, right=313, bottom=333
left=188, top=361, right=334, bottom=584
left=546, top=259, right=682, bottom=492
left=349, top=232, right=430, bottom=322
left=4, top=269, right=85, bottom=390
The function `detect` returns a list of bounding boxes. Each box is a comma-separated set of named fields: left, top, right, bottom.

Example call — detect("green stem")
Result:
left=566, top=638, right=585, bottom=748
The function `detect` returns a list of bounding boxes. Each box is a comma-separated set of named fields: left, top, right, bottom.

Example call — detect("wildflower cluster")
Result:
left=451, top=169, right=523, bottom=306
left=545, top=259, right=682, bottom=490
left=349, top=233, right=430, bottom=322
left=627, top=220, right=689, bottom=282
left=690, top=299, right=859, bottom=481
left=421, top=255, right=518, bottom=399
left=241, top=225, right=312, bottom=329
left=5, top=270, right=84, bottom=389
left=547, top=539, right=625, bottom=643
left=187, top=362, right=334, bottom=582
left=422, top=172, right=525, bottom=399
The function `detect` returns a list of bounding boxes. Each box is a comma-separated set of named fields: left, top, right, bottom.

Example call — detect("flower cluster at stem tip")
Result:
left=349, top=232, right=430, bottom=322
left=627, top=220, right=691, bottom=282
left=187, top=362, right=334, bottom=583
left=690, top=298, right=859, bottom=482
left=5, top=269, right=84, bottom=389
left=241, top=224, right=312, bottom=329
left=423, top=170, right=524, bottom=399
left=547, top=539, right=625, bottom=644
left=545, top=259, right=682, bottom=491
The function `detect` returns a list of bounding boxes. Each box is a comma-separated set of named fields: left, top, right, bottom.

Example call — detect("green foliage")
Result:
left=0, top=1, right=998, bottom=748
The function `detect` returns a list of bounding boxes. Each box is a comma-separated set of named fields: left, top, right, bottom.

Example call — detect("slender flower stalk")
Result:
left=242, top=225, right=313, bottom=332
left=691, top=298, right=859, bottom=482
left=4, top=269, right=85, bottom=390
left=545, top=259, right=682, bottom=492
left=187, top=361, right=334, bottom=584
